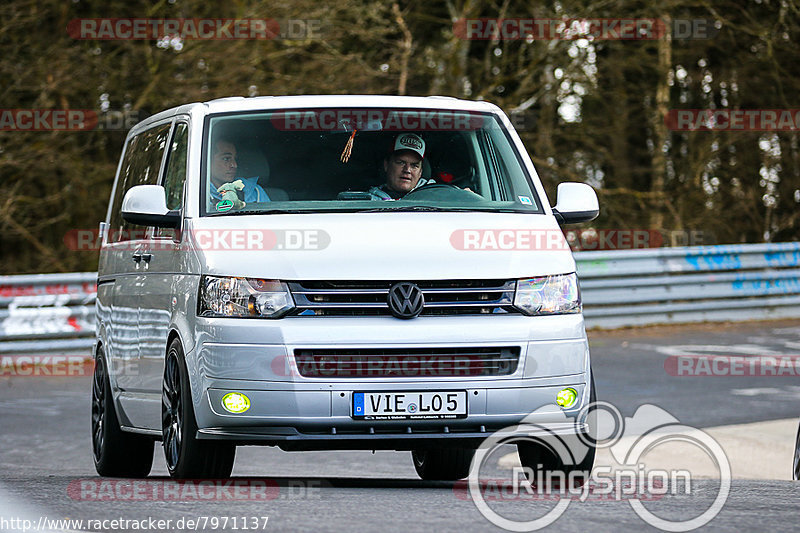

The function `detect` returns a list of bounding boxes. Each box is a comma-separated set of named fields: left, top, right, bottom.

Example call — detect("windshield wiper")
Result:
left=208, top=209, right=309, bottom=216
left=360, top=205, right=474, bottom=213
left=208, top=206, right=533, bottom=215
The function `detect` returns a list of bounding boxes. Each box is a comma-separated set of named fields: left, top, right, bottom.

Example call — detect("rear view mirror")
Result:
left=121, top=185, right=181, bottom=228
left=552, top=183, right=599, bottom=225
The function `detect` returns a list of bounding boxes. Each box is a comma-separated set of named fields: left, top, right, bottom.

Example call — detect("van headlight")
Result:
left=514, top=273, right=581, bottom=315
left=199, top=276, right=295, bottom=318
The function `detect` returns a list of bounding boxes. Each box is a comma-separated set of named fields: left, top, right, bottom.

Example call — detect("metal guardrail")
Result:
left=577, top=241, right=800, bottom=328
left=1, top=242, right=798, bottom=353
left=0, top=273, right=96, bottom=354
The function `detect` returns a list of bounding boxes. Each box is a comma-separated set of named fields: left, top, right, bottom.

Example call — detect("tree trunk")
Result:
left=651, top=14, right=672, bottom=231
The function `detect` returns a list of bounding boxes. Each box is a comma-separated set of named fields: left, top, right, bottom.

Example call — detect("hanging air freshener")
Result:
left=340, top=129, right=357, bottom=163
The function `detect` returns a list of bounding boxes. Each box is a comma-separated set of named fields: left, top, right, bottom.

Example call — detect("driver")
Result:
left=368, top=134, right=434, bottom=200
left=209, top=138, right=270, bottom=209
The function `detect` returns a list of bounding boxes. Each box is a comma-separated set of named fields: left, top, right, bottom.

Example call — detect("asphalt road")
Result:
left=590, top=320, right=800, bottom=427
left=1, top=319, right=799, bottom=532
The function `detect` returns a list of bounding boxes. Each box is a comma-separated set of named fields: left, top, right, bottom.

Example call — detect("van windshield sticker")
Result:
left=216, top=199, right=234, bottom=212
left=517, top=196, right=532, bottom=205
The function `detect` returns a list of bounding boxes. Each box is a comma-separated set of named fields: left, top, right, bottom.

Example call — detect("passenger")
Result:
left=368, top=134, right=435, bottom=200
left=209, top=139, right=269, bottom=209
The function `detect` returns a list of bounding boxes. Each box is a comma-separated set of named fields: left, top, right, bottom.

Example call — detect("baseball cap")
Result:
left=392, top=133, right=425, bottom=159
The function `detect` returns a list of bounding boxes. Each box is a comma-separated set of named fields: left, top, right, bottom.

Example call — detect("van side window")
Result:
left=108, top=123, right=172, bottom=242
left=163, top=123, right=189, bottom=211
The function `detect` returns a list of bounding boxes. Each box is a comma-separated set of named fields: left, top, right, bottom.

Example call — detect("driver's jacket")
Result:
left=367, top=178, right=435, bottom=200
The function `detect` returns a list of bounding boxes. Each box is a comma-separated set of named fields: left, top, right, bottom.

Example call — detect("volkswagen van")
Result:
left=91, top=95, right=599, bottom=480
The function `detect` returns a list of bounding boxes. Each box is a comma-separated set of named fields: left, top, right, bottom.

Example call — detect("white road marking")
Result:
left=632, top=343, right=787, bottom=356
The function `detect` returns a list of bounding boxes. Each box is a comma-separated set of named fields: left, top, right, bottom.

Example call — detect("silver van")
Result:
left=92, top=95, right=599, bottom=480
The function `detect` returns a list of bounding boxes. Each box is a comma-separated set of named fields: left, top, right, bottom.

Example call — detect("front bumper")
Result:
left=197, top=421, right=589, bottom=451
left=189, top=314, right=591, bottom=450
left=196, top=379, right=589, bottom=449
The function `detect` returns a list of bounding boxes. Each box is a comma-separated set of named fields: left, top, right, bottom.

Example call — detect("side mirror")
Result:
left=121, top=185, right=181, bottom=228
left=552, top=182, right=599, bottom=225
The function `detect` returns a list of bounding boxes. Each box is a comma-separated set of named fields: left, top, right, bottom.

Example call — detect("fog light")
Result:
left=221, top=392, right=251, bottom=414
left=556, top=388, right=578, bottom=409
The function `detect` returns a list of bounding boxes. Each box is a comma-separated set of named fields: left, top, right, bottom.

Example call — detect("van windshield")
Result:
left=201, top=108, right=542, bottom=215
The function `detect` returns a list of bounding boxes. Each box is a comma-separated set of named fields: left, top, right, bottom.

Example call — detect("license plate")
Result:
left=352, top=391, right=467, bottom=420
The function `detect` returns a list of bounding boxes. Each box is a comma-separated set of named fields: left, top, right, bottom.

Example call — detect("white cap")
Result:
left=392, top=133, right=425, bottom=158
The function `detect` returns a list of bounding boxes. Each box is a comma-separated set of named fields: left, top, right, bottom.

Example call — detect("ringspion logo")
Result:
left=468, top=402, right=731, bottom=531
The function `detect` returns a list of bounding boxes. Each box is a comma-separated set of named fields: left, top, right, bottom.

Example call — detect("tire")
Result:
left=162, top=338, right=236, bottom=479
left=412, top=448, right=475, bottom=480
left=793, top=419, right=800, bottom=481
left=91, top=347, right=154, bottom=477
left=517, top=373, right=597, bottom=485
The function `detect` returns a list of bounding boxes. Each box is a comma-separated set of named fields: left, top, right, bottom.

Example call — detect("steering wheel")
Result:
left=403, top=182, right=483, bottom=202
left=415, top=182, right=462, bottom=191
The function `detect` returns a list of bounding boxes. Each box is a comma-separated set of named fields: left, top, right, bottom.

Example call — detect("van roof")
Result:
left=130, top=95, right=502, bottom=136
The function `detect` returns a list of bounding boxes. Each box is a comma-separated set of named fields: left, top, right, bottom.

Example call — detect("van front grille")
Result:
left=293, top=347, right=520, bottom=378
left=288, top=279, right=518, bottom=316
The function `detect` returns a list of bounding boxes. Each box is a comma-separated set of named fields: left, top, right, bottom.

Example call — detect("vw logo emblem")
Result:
left=387, top=282, right=424, bottom=319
